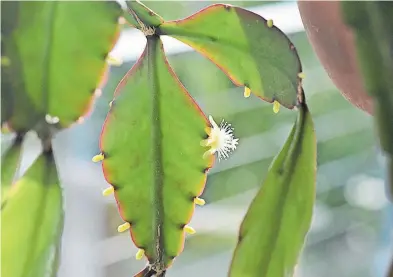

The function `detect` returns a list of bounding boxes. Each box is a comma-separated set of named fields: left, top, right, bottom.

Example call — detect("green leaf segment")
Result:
left=1, top=1, right=121, bottom=131
left=1, top=150, right=63, bottom=277
left=100, top=35, right=214, bottom=275
left=229, top=103, right=316, bottom=277
left=158, top=4, right=303, bottom=109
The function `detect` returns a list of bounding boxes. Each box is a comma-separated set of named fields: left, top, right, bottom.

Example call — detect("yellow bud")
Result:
left=136, top=249, right=145, bottom=260
left=244, top=86, right=251, bottom=98
left=92, top=153, right=105, bottom=162
left=194, top=197, right=205, bottom=206
left=107, top=55, right=123, bottom=66
left=117, top=222, right=131, bottom=233
left=267, top=19, right=273, bottom=28
left=298, top=72, right=306, bottom=79
left=184, top=225, right=196, bottom=234
left=102, top=186, right=114, bottom=196
left=273, top=101, right=280, bottom=114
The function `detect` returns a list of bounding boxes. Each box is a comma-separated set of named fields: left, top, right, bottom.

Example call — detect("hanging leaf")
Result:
left=158, top=4, right=303, bottom=108
left=229, top=103, right=316, bottom=277
left=99, top=36, right=214, bottom=275
left=1, top=133, right=24, bottom=206
left=1, top=1, right=121, bottom=131
left=1, top=149, right=63, bottom=277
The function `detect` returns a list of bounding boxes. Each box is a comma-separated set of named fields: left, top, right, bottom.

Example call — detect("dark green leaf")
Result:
left=159, top=4, right=303, bottom=109
left=229, top=103, right=316, bottom=277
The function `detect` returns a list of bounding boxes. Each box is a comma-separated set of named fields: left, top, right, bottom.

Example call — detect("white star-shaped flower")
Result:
left=201, top=115, right=239, bottom=161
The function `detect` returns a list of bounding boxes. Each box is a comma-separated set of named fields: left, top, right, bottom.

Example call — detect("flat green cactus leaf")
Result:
left=1, top=1, right=121, bottom=130
left=1, top=133, right=24, bottom=206
left=99, top=36, right=214, bottom=274
left=1, top=149, right=63, bottom=277
left=229, top=103, right=316, bottom=277
left=159, top=4, right=303, bottom=109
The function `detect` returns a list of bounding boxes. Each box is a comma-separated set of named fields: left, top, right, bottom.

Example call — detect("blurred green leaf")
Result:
left=1, top=1, right=121, bottom=130
left=1, top=133, right=23, bottom=206
left=1, top=149, right=63, bottom=277
left=99, top=37, right=212, bottom=273
left=159, top=4, right=302, bottom=109
left=341, top=2, right=393, bottom=199
left=229, top=104, right=316, bottom=277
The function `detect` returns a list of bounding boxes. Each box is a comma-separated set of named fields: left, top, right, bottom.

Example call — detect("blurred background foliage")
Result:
left=2, top=1, right=392, bottom=277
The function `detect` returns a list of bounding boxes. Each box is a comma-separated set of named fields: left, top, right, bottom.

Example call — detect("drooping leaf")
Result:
left=1, top=133, right=24, bottom=206
left=158, top=4, right=302, bottom=109
left=1, top=1, right=121, bottom=131
left=1, top=149, right=63, bottom=277
left=341, top=2, right=393, bottom=200
left=229, top=103, right=316, bottom=277
left=99, top=36, right=214, bottom=275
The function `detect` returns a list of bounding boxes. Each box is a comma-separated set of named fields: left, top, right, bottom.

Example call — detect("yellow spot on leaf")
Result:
left=109, top=100, right=114, bottom=108
left=118, top=222, right=131, bottom=233
left=298, top=72, right=306, bottom=79
left=267, top=19, right=273, bottom=28
left=244, top=86, right=251, bottom=98
left=273, top=101, right=280, bottom=114
left=136, top=249, right=145, bottom=260
left=194, top=197, right=206, bottom=206
left=184, top=225, right=196, bottom=235
left=1, top=56, right=11, bottom=66
left=92, top=153, right=104, bottom=163
left=102, top=186, right=114, bottom=196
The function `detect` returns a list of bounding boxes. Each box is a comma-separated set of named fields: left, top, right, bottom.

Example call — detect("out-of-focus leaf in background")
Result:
left=341, top=2, right=393, bottom=200
left=1, top=150, right=63, bottom=277
left=1, top=133, right=24, bottom=205
left=229, top=104, right=316, bottom=277
left=1, top=1, right=122, bottom=131
left=159, top=4, right=302, bottom=109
